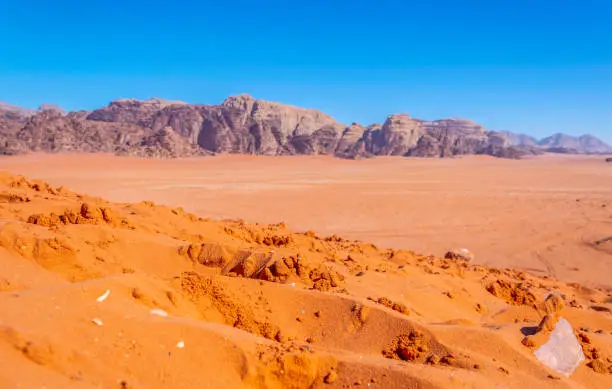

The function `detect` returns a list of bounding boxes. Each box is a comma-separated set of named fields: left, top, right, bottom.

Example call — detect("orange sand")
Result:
left=0, top=156, right=611, bottom=388
left=2, top=153, right=611, bottom=286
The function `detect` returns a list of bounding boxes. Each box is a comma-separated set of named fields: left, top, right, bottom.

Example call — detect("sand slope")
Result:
left=0, top=171, right=611, bottom=388
left=2, top=154, right=611, bottom=287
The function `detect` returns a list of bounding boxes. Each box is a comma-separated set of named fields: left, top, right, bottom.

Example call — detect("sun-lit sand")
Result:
left=0, top=156, right=611, bottom=388
left=2, top=153, right=611, bottom=286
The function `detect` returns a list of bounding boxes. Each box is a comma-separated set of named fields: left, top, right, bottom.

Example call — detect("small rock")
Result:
left=91, top=318, right=103, bottom=326
left=441, top=354, right=455, bottom=365
left=96, top=289, right=111, bottom=302
left=426, top=355, right=441, bottom=365
left=131, top=288, right=143, bottom=299
left=590, top=306, right=612, bottom=313
left=543, top=293, right=565, bottom=314
left=587, top=359, right=608, bottom=374
left=150, top=308, right=168, bottom=317
left=578, top=333, right=591, bottom=344
left=323, top=371, right=338, bottom=384
left=444, top=248, right=474, bottom=262
left=521, top=336, right=535, bottom=348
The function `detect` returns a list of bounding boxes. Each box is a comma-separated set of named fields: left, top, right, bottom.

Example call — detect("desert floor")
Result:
left=0, top=154, right=611, bottom=388
left=2, top=153, right=611, bottom=287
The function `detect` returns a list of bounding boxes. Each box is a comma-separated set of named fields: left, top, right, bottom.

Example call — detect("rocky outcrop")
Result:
left=0, top=95, right=610, bottom=159
left=335, top=123, right=370, bottom=159
left=368, top=114, right=424, bottom=156
left=148, top=94, right=346, bottom=155
left=16, top=110, right=149, bottom=154
left=87, top=98, right=187, bottom=125
left=538, top=133, right=582, bottom=152
left=502, top=132, right=539, bottom=147
left=537, top=133, right=612, bottom=154
left=409, top=119, right=488, bottom=157
left=39, top=103, right=66, bottom=115
left=0, top=102, right=35, bottom=118
left=116, top=126, right=212, bottom=158
left=574, top=135, right=612, bottom=154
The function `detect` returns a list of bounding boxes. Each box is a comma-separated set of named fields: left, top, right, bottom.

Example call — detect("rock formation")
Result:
left=0, top=95, right=610, bottom=158
left=116, top=126, right=212, bottom=158
left=536, top=133, right=612, bottom=154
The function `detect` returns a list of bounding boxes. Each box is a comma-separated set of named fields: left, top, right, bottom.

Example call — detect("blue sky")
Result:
left=1, top=0, right=611, bottom=142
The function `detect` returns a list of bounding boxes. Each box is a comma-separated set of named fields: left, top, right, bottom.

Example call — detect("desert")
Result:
left=0, top=152, right=611, bottom=388
left=2, top=1, right=612, bottom=386
left=2, top=152, right=611, bottom=287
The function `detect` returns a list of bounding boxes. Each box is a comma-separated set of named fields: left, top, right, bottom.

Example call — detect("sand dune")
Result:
left=0, top=167, right=611, bottom=388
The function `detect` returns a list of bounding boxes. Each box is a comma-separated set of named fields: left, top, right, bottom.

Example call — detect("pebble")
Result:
left=150, top=308, right=169, bottom=317
left=96, top=289, right=111, bottom=302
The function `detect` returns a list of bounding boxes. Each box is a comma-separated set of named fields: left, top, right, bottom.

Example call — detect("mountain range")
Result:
left=1, top=95, right=611, bottom=158
left=501, top=131, right=612, bottom=154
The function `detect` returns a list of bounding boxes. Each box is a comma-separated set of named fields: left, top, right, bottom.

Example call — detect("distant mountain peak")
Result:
left=39, top=103, right=66, bottom=114
left=538, top=132, right=612, bottom=154
left=110, top=97, right=187, bottom=107
left=0, top=102, right=36, bottom=117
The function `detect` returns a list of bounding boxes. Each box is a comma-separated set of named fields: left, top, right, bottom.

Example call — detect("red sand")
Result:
left=2, top=153, right=611, bottom=286
left=0, top=155, right=611, bottom=388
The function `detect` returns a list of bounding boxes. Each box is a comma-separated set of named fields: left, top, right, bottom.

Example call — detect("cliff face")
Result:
left=145, top=95, right=346, bottom=156
left=14, top=110, right=150, bottom=154
left=1, top=95, right=608, bottom=159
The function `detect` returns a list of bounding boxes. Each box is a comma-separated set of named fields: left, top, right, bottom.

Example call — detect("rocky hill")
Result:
left=501, top=132, right=539, bottom=148
left=504, top=132, right=612, bottom=154
left=1, top=95, right=610, bottom=158
left=537, top=133, right=612, bottom=154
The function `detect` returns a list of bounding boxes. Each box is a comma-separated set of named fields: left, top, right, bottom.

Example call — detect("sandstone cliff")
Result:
left=1, top=95, right=608, bottom=158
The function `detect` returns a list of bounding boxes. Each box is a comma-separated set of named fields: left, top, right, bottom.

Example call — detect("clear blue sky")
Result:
left=1, top=0, right=611, bottom=142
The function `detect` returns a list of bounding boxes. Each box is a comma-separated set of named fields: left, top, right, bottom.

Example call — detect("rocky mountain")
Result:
left=0, top=95, right=610, bottom=158
left=503, top=131, right=612, bottom=154
left=0, top=102, right=35, bottom=118
left=575, top=134, right=612, bottom=154
left=501, top=132, right=539, bottom=147
left=116, top=126, right=212, bottom=158
left=538, top=133, right=612, bottom=154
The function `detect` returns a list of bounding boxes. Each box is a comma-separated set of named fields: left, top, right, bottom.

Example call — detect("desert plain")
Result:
left=3, top=153, right=612, bottom=287
left=0, top=153, right=611, bottom=388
